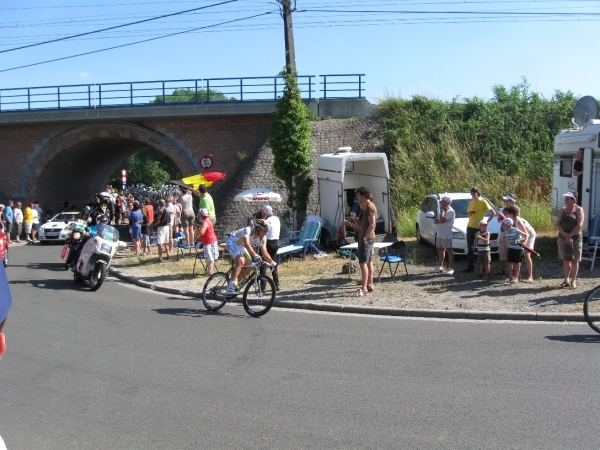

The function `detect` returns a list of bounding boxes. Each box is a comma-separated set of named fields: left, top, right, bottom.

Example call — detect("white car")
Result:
left=39, top=212, right=82, bottom=244
left=416, top=193, right=501, bottom=255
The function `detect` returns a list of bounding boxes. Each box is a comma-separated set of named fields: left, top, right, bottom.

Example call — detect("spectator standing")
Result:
left=153, top=199, right=171, bottom=262
left=32, top=202, right=41, bottom=240
left=463, top=187, right=496, bottom=272
left=23, top=203, right=34, bottom=242
left=503, top=206, right=536, bottom=283
left=166, top=196, right=176, bottom=252
left=179, top=187, right=195, bottom=246
left=13, top=202, right=23, bottom=243
left=197, top=208, right=219, bottom=276
left=556, top=191, right=584, bottom=289
left=2, top=201, right=13, bottom=245
left=129, top=201, right=143, bottom=256
left=259, top=204, right=281, bottom=291
left=432, top=196, right=455, bottom=275
left=198, top=184, right=216, bottom=224
left=499, top=218, right=528, bottom=284
left=495, top=194, right=520, bottom=275
left=141, top=205, right=152, bottom=256
left=0, top=205, right=4, bottom=233
left=573, top=149, right=584, bottom=206
left=474, top=220, right=491, bottom=279
left=342, top=186, right=377, bottom=296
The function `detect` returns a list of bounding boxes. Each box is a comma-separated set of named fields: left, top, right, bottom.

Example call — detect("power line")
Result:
left=0, top=0, right=238, bottom=55
left=0, top=11, right=274, bottom=74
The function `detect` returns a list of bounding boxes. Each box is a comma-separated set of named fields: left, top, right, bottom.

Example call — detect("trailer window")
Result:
left=560, top=157, right=573, bottom=177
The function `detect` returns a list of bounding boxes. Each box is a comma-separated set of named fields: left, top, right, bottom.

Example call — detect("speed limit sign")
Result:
left=199, top=155, right=213, bottom=169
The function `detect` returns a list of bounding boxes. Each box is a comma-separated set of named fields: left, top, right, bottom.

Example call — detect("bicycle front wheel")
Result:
left=202, top=272, right=229, bottom=312
left=584, top=285, right=600, bottom=334
left=243, top=275, right=276, bottom=317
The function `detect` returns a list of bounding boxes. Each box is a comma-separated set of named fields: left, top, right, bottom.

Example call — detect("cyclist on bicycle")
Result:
left=225, top=218, right=276, bottom=295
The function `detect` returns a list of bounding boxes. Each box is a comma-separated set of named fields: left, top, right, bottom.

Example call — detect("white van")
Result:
left=552, top=96, right=600, bottom=235
left=317, top=148, right=391, bottom=247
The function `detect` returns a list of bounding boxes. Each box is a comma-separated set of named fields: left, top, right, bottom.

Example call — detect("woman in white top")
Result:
left=178, top=187, right=195, bottom=245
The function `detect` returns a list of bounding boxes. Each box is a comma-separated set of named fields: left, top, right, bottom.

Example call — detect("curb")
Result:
left=108, top=268, right=585, bottom=322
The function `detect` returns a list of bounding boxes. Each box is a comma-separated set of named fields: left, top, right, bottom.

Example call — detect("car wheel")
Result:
left=416, top=225, right=425, bottom=245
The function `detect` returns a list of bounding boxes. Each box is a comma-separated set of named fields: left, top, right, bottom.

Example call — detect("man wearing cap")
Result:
left=13, top=202, right=23, bottom=243
left=463, top=187, right=496, bottom=273
left=495, top=194, right=521, bottom=275
left=259, top=205, right=281, bottom=291
left=432, top=196, right=455, bottom=275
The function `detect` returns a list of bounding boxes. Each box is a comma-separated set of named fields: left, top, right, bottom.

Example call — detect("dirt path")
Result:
left=111, top=236, right=599, bottom=314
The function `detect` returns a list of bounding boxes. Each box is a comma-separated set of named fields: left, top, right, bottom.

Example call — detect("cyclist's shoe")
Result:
left=226, top=287, right=239, bottom=296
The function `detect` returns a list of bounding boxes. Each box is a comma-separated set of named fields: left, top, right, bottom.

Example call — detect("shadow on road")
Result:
left=9, top=262, right=68, bottom=272
left=152, top=307, right=247, bottom=319
left=545, top=334, right=600, bottom=343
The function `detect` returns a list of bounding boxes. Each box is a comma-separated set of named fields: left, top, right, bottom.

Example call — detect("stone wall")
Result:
left=213, top=117, right=383, bottom=237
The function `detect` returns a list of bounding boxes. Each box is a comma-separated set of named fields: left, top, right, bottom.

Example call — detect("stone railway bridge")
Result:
left=0, top=99, right=380, bottom=235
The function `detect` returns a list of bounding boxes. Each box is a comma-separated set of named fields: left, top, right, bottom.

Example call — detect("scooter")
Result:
left=70, top=224, right=126, bottom=291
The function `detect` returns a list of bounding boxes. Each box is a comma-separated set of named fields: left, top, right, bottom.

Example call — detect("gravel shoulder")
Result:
left=110, top=236, right=599, bottom=314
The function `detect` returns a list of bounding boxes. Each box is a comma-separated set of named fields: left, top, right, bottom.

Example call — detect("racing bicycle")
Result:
left=584, top=285, right=600, bottom=334
left=201, top=261, right=276, bottom=317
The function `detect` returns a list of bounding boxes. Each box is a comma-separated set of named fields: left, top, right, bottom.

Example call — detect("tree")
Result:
left=150, top=87, right=235, bottom=103
left=268, top=70, right=312, bottom=228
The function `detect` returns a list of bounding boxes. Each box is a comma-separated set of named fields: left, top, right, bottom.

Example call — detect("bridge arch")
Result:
left=23, top=122, right=198, bottom=209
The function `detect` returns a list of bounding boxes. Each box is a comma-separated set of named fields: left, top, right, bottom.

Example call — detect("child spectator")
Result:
left=499, top=218, right=528, bottom=284
left=504, top=206, right=537, bottom=283
left=141, top=205, right=152, bottom=256
left=474, top=220, right=491, bottom=279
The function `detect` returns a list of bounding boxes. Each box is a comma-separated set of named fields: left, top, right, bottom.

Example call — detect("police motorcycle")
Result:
left=66, top=214, right=126, bottom=291
left=62, top=206, right=92, bottom=270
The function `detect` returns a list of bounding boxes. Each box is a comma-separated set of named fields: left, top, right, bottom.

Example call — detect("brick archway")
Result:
left=23, top=122, right=198, bottom=209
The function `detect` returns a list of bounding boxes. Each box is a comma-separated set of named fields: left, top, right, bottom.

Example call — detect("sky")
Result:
left=0, top=0, right=599, bottom=105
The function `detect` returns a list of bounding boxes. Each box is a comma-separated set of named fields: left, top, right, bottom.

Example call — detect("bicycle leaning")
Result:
left=201, top=261, right=277, bottom=317
left=584, top=284, right=600, bottom=334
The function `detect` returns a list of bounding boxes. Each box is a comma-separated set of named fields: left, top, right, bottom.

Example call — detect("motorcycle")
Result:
left=63, top=223, right=126, bottom=291
left=61, top=219, right=88, bottom=270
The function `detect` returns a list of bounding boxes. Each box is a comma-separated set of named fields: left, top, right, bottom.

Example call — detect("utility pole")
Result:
left=279, top=0, right=297, bottom=75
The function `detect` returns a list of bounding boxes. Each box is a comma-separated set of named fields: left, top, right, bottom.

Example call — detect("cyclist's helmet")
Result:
left=96, top=214, right=109, bottom=224
left=97, top=192, right=112, bottom=204
left=254, top=218, right=270, bottom=232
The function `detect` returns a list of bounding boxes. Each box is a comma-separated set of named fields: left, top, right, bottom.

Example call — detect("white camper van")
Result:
left=317, top=148, right=392, bottom=247
left=552, top=96, right=600, bottom=235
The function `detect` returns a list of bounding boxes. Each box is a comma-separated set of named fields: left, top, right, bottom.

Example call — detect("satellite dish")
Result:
left=573, top=96, right=599, bottom=127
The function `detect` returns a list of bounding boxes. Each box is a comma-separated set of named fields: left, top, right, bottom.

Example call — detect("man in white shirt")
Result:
left=166, top=196, right=175, bottom=252
left=259, top=205, right=281, bottom=291
left=12, top=202, right=23, bottom=243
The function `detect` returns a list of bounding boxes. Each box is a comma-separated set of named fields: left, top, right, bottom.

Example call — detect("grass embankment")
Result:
left=377, top=84, right=574, bottom=237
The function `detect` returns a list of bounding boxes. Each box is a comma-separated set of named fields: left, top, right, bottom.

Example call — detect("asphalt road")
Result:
left=1, top=244, right=599, bottom=449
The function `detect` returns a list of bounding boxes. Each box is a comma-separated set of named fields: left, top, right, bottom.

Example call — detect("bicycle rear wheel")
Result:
left=243, top=275, right=276, bottom=317
left=584, top=285, right=600, bottom=334
left=202, top=272, right=229, bottom=312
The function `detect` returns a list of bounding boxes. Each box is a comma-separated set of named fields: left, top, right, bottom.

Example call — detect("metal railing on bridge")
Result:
left=0, top=74, right=365, bottom=113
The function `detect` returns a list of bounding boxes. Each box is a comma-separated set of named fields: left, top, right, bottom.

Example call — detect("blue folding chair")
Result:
left=174, top=231, right=195, bottom=261
left=582, top=215, right=600, bottom=270
left=378, top=240, right=409, bottom=281
left=276, top=220, right=322, bottom=261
